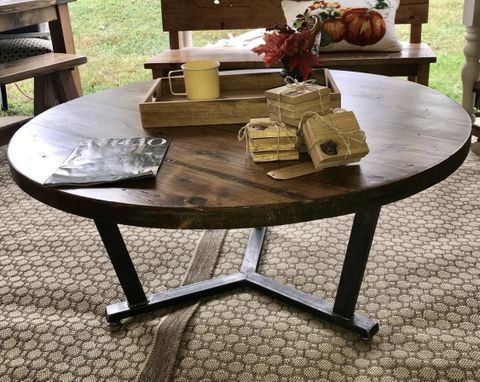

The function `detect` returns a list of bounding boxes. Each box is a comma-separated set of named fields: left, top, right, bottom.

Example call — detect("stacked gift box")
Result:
left=302, top=111, right=369, bottom=169
left=242, top=81, right=369, bottom=169
left=244, top=118, right=299, bottom=162
left=266, top=83, right=332, bottom=127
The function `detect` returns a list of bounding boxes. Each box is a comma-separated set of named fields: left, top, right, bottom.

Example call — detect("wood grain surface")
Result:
left=0, top=116, right=32, bottom=146
left=160, top=0, right=429, bottom=32
left=0, top=0, right=73, bottom=15
left=0, top=6, right=56, bottom=33
left=0, top=0, right=75, bottom=33
left=8, top=71, right=471, bottom=229
left=144, top=43, right=436, bottom=83
left=139, top=69, right=339, bottom=128
left=0, top=0, right=83, bottom=95
left=145, top=43, right=436, bottom=69
left=148, top=0, right=435, bottom=86
left=0, top=53, right=86, bottom=84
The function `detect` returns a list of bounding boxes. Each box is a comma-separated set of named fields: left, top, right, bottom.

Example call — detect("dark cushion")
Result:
left=0, top=38, right=52, bottom=64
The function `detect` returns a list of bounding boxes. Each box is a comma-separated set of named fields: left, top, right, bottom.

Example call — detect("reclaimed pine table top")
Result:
left=7, top=70, right=472, bottom=229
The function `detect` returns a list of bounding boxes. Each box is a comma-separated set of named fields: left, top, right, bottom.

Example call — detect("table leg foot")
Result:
left=245, top=272, right=378, bottom=339
left=105, top=273, right=247, bottom=323
left=106, top=315, right=121, bottom=326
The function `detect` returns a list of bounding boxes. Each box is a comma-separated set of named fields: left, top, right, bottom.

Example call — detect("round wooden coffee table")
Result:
left=8, top=71, right=471, bottom=339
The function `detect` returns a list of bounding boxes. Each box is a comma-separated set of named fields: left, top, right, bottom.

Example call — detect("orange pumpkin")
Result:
left=322, top=18, right=345, bottom=42
left=341, top=8, right=386, bottom=46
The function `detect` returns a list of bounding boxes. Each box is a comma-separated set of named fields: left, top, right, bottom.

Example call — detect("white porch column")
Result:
left=463, top=0, right=480, bottom=155
left=462, top=0, right=480, bottom=122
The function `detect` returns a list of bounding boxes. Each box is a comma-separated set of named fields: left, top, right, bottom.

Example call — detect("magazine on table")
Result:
left=44, top=137, right=171, bottom=187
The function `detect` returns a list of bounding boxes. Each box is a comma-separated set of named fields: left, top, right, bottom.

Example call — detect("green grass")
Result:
left=1, top=0, right=466, bottom=116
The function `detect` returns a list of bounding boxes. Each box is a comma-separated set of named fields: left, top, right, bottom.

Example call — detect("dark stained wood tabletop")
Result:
left=7, top=71, right=472, bottom=229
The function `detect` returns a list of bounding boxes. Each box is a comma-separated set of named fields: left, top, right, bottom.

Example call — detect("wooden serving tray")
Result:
left=139, top=69, right=341, bottom=128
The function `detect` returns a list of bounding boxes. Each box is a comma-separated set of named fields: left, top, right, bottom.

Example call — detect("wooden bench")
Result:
left=0, top=116, right=32, bottom=146
left=0, top=52, right=86, bottom=145
left=0, top=52, right=86, bottom=114
left=145, top=0, right=436, bottom=86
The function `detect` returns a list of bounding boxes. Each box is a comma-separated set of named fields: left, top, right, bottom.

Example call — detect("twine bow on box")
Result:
left=278, top=77, right=365, bottom=162
left=299, top=110, right=367, bottom=161
left=277, top=76, right=330, bottom=121
left=238, top=119, right=296, bottom=161
left=284, top=76, right=317, bottom=89
left=238, top=77, right=328, bottom=161
left=239, top=76, right=366, bottom=165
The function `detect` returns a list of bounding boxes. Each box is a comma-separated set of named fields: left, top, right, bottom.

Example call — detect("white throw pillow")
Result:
left=281, top=0, right=402, bottom=52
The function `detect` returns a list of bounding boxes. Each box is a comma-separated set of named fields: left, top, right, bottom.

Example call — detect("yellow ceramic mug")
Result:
left=168, top=60, right=220, bottom=100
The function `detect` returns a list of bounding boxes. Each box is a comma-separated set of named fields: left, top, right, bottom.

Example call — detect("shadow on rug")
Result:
left=0, top=145, right=479, bottom=382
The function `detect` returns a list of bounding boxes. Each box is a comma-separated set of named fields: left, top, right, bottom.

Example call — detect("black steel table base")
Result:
left=95, top=206, right=382, bottom=340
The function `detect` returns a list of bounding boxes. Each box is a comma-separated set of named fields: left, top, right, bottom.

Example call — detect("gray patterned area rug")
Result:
left=1, top=144, right=480, bottom=382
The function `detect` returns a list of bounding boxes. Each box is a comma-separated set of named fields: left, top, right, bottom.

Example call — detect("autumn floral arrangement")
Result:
left=251, top=14, right=322, bottom=82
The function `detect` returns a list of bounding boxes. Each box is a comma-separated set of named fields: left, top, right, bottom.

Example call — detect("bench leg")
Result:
left=34, top=70, right=81, bottom=115
left=1, top=85, right=7, bottom=111
left=34, top=75, right=57, bottom=115
left=51, top=70, right=81, bottom=103
left=416, top=64, right=430, bottom=86
left=153, top=69, right=170, bottom=78
left=49, top=3, right=83, bottom=96
left=407, top=64, right=430, bottom=86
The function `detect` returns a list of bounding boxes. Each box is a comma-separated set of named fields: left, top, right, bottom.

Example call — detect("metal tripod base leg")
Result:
left=105, top=272, right=246, bottom=323
left=245, top=273, right=378, bottom=339
left=100, top=212, right=381, bottom=339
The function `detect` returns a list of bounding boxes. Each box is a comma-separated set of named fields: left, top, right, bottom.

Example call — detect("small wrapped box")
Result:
left=301, top=111, right=369, bottom=169
left=265, top=83, right=331, bottom=104
left=265, top=84, right=331, bottom=127
left=241, top=118, right=299, bottom=162
left=251, top=151, right=299, bottom=162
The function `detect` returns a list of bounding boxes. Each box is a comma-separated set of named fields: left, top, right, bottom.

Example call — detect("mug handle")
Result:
left=168, top=69, right=187, bottom=96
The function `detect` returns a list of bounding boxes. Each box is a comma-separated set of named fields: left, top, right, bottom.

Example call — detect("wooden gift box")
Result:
left=267, top=97, right=331, bottom=117
left=266, top=83, right=334, bottom=127
left=302, top=111, right=369, bottom=169
left=245, top=118, right=299, bottom=162
left=139, top=69, right=341, bottom=128
left=265, top=83, right=332, bottom=105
